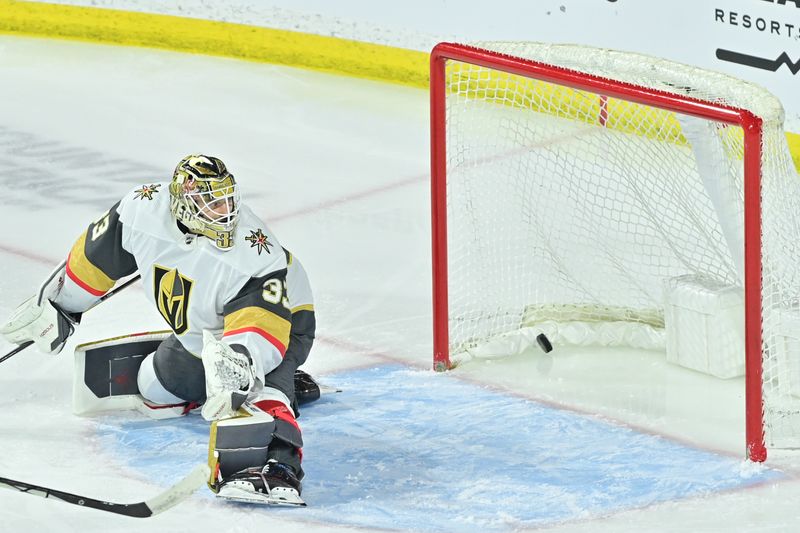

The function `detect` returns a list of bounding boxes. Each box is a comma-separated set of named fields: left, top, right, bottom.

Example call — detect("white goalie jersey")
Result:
left=52, top=182, right=304, bottom=378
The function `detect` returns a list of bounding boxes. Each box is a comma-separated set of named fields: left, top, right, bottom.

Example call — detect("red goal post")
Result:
left=430, top=42, right=772, bottom=461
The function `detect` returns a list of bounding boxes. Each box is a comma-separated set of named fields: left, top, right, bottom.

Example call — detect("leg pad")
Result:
left=72, top=331, right=171, bottom=415
left=209, top=411, right=276, bottom=486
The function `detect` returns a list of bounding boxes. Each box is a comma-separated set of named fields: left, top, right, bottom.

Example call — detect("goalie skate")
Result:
left=215, top=461, right=306, bottom=507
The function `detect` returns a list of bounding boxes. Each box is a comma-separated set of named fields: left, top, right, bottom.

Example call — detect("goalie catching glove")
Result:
left=0, top=295, right=78, bottom=354
left=200, top=330, right=260, bottom=421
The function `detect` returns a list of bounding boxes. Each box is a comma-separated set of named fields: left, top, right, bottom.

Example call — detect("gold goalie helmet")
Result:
left=169, top=154, right=240, bottom=250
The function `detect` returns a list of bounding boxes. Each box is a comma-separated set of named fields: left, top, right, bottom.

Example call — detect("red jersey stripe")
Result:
left=223, top=326, right=287, bottom=356
left=65, top=255, right=107, bottom=297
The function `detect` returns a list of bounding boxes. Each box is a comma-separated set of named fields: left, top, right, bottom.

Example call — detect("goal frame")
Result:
left=429, top=42, right=766, bottom=461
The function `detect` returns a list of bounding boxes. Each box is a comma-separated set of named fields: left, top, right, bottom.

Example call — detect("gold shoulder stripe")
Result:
left=291, top=304, right=314, bottom=314
left=224, top=306, right=291, bottom=350
left=67, top=232, right=116, bottom=296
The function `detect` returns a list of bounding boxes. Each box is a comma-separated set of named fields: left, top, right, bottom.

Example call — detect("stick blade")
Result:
left=144, top=464, right=210, bottom=516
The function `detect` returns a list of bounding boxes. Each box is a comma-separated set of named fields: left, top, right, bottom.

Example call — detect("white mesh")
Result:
left=186, top=186, right=239, bottom=230
left=438, top=42, right=800, bottom=449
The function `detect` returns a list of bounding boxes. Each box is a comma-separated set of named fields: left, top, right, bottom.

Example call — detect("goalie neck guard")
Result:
left=169, top=154, right=240, bottom=250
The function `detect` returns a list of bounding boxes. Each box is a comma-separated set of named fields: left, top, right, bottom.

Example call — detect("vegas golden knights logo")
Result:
left=153, top=265, right=194, bottom=334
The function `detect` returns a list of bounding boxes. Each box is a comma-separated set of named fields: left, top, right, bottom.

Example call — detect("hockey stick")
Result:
left=0, top=273, right=142, bottom=364
left=0, top=463, right=209, bottom=518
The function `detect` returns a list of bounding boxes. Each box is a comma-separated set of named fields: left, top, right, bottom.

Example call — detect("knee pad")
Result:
left=250, top=388, right=302, bottom=448
left=252, top=398, right=304, bottom=478
left=251, top=398, right=303, bottom=449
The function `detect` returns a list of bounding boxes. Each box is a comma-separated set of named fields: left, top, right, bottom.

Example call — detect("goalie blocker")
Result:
left=72, top=332, right=324, bottom=418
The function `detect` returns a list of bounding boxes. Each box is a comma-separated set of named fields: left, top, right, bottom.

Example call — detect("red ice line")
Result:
left=0, top=243, right=57, bottom=266
left=267, top=173, right=426, bottom=223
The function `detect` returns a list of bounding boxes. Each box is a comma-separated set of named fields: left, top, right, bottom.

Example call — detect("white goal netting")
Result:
left=436, top=42, right=800, bottom=450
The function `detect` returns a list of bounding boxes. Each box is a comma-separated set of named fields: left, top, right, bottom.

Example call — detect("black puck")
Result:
left=536, top=333, right=553, bottom=353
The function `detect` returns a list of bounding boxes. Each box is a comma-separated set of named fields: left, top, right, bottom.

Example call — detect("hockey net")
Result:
left=430, top=42, right=800, bottom=460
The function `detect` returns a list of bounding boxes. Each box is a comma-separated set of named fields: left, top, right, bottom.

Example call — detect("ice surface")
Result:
left=1, top=36, right=800, bottom=532
left=96, top=365, right=783, bottom=531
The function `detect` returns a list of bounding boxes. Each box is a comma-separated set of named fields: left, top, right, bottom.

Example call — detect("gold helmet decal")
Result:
left=169, top=154, right=240, bottom=250
left=153, top=265, right=194, bottom=334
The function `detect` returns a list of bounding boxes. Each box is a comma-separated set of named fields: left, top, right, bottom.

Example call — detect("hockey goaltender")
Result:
left=0, top=154, right=320, bottom=507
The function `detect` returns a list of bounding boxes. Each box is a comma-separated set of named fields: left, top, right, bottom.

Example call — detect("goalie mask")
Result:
left=169, top=154, right=240, bottom=250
